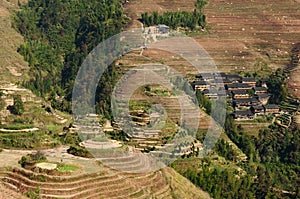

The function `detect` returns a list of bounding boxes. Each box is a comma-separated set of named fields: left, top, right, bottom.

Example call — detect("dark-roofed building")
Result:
left=202, top=89, right=218, bottom=100
left=223, top=79, right=233, bottom=85
left=156, top=24, right=169, bottom=34
left=196, top=73, right=214, bottom=81
left=209, top=79, right=224, bottom=88
left=264, top=104, right=280, bottom=114
left=253, top=87, right=268, bottom=94
left=233, top=98, right=260, bottom=109
left=250, top=105, right=265, bottom=116
left=259, top=78, right=269, bottom=88
left=231, top=90, right=251, bottom=99
left=202, top=89, right=226, bottom=100
left=241, top=77, right=256, bottom=87
left=226, top=90, right=233, bottom=99
left=233, top=110, right=254, bottom=120
left=226, top=74, right=241, bottom=83
left=255, top=93, right=270, bottom=105
left=214, top=72, right=227, bottom=80
left=226, top=83, right=252, bottom=91
left=193, top=81, right=210, bottom=91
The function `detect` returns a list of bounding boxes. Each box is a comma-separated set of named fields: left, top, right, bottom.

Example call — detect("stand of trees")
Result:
left=174, top=114, right=300, bottom=199
left=140, top=0, right=207, bottom=30
left=15, top=0, right=127, bottom=112
left=196, top=89, right=212, bottom=114
left=7, top=95, right=24, bottom=115
left=267, top=68, right=288, bottom=104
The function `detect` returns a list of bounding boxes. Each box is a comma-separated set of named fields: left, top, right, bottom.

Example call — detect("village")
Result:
left=191, top=72, right=291, bottom=124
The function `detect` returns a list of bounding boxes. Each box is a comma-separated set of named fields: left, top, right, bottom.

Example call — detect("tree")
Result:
left=267, top=68, right=287, bottom=104
left=8, top=95, right=24, bottom=115
left=0, top=91, right=5, bottom=111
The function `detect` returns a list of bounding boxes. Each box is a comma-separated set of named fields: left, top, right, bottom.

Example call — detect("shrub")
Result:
left=67, top=145, right=93, bottom=158
left=19, top=151, right=47, bottom=168
left=7, top=95, right=24, bottom=115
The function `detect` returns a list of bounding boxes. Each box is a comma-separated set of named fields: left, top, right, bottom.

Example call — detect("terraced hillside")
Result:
left=0, top=183, right=28, bottom=199
left=0, top=154, right=210, bottom=199
left=196, top=0, right=300, bottom=73
left=124, top=0, right=300, bottom=73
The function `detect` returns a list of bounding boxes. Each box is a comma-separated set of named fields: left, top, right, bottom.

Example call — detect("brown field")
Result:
left=195, top=0, right=300, bottom=73
left=0, top=148, right=210, bottom=199
left=124, top=0, right=300, bottom=73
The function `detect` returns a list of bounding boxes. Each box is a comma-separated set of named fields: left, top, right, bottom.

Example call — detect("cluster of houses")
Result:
left=192, top=72, right=280, bottom=120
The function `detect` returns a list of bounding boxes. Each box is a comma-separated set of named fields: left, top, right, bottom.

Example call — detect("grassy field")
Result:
left=57, top=164, right=80, bottom=172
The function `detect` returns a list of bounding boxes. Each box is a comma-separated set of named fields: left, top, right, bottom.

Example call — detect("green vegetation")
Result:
left=215, top=139, right=239, bottom=161
left=67, top=144, right=93, bottom=158
left=57, top=164, right=79, bottom=172
left=8, top=1, right=299, bottom=199
left=19, top=151, right=47, bottom=168
left=172, top=112, right=300, bottom=199
left=196, top=90, right=212, bottom=115
left=129, top=100, right=152, bottom=112
left=96, top=64, right=122, bottom=119
left=1, top=118, right=34, bottom=130
left=0, top=123, right=34, bottom=130
left=0, top=91, right=6, bottom=111
left=15, top=0, right=127, bottom=112
left=25, top=186, right=42, bottom=199
left=141, top=0, right=207, bottom=30
left=7, top=95, right=24, bottom=115
left=267, top=68, right=288, bottom=104
left=1, top=132, right=40, bottom=148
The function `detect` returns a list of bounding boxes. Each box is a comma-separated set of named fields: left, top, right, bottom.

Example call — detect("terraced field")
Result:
left=0, top=147, right=210, bottom=198
left=0, top=160, right=209, bottom=199
left=124, top=0, right=300, bottom=78
left=197, top=0, right=300, bottom=72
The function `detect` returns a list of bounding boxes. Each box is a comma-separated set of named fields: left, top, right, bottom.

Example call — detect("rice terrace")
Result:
left=0, top=0, right=299, bottom=198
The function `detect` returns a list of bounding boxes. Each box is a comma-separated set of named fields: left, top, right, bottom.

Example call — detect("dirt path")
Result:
left=0, top=127, right=39, bottom=133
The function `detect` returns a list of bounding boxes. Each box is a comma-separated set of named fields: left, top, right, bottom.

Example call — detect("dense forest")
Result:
left=15, top=0, right=127, bottom=112
left=173, top=116, right=300, bottom=199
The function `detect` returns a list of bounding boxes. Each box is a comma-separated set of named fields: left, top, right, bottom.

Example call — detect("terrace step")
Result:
left=1, top=166, right=173, bottom=199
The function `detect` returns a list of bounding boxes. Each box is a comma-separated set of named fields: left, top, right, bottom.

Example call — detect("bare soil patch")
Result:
left=0, top=183, right=28, bottom=199
left=35, top=162, right=57, bottom=170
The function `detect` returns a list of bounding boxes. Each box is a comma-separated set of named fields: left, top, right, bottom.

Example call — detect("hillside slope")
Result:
left=0, top=0, right=29, bottom=83
left=124, top=0, right=300, bottom=73
left=0, top=148, right=211, bottom=199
